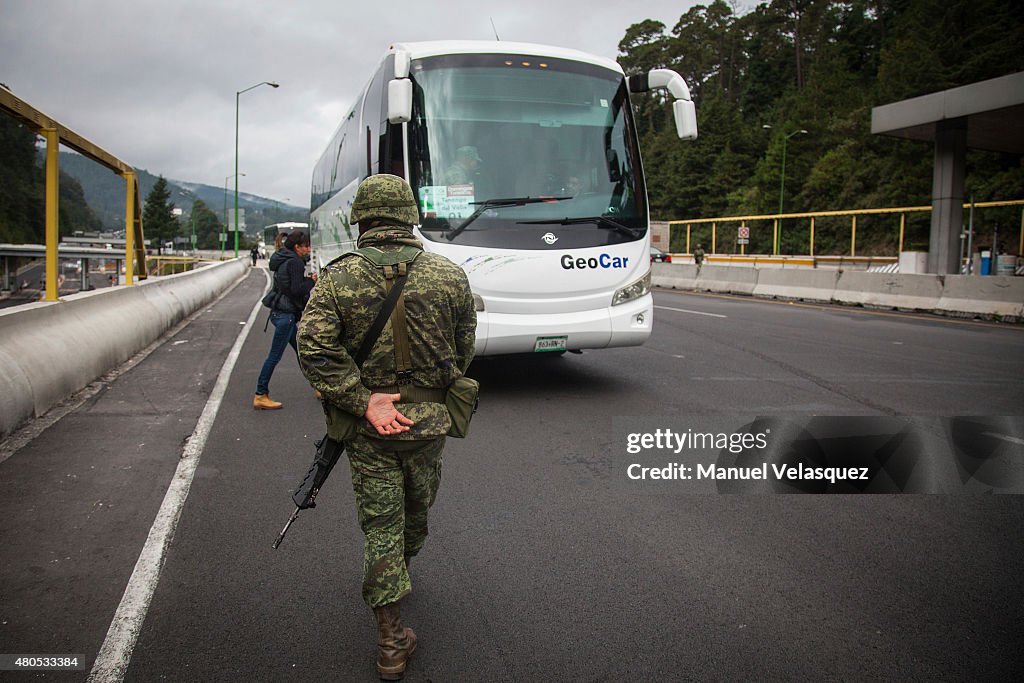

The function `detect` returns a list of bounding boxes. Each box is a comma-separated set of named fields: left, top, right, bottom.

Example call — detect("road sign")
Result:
left=738, top=238, right=750, bottom=245
left=228, top=209, right=246, bottom=231
left=738, top=226, right=750, bottom=239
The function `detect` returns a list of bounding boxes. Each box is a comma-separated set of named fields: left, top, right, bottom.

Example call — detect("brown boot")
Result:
left=373, top=602, right=417, bottom=680
left=253, top=394, right=283, bottom=410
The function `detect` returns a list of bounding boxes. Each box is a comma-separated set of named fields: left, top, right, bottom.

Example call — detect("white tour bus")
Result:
left=310, top=40, right=696, bottom=355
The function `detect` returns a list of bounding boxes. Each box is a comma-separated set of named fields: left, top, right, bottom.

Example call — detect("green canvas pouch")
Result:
left=324, top=402, right=360, bottom=441
left=445, top=376, right=480, bottom=438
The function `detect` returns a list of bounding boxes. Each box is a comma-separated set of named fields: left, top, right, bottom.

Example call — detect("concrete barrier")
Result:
left=694, top=264, right=759, bottom=295
left=753, top=269, right=839, bottom=301
left=0, top=259, right=248, bottom=439
left=833, top=271, right=944, bottom=310
left=937, top=275, right=1024, bottom=318
left=651, top=261, right=1022, bottom=321
left=652, top=262, right=699, bottom=290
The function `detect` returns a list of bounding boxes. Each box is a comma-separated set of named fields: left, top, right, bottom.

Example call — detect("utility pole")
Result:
left=763, top=125, right=808, bottom=255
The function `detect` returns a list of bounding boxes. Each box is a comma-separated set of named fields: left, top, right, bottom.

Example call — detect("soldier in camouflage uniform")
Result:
left=297, top=174, right=476, bottom=680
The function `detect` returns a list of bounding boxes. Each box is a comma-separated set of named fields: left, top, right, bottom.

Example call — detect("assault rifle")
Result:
left=272, top=434, right=345, bottom=549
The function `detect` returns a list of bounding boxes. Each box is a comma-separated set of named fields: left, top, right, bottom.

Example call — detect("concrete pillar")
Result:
left=929, top=118, right=967, bottom=274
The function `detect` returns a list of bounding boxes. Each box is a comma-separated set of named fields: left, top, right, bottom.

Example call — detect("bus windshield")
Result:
left=408, top=53, right=647, bottom=250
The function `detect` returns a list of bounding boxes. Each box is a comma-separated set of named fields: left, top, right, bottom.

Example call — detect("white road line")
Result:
left=982, top=432, right=1024, bottom=447
left=654, top=305, right=728, bottom=319
left=87, top=270, right=269, bottom=682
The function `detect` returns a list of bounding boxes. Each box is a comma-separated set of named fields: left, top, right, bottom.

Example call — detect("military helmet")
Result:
left=350, top=174, right=420, bottom=226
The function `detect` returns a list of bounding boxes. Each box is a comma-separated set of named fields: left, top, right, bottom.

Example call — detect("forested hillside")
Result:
left=0, top=116, right=308, bottom=245
left=0, top=116, right=102, bottom=243
left=620, top=0, right=1024, bottom=254
left=55, top=153, right=198, bottom=229
left=4, top=1, right=1021, bottom=255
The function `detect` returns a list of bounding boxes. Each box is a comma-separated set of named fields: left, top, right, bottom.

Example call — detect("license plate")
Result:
left=534, top=335, right=567, bottom=352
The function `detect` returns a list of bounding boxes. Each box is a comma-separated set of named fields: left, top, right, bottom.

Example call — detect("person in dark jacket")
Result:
left=254, top=231, right=316, bottom=410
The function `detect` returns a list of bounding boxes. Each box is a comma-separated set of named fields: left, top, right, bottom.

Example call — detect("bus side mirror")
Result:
left=673, top=99, right=697, bottom=140
left=629, top=69, right=698, bottom=140
left=388, top=79, right=412, bottom=124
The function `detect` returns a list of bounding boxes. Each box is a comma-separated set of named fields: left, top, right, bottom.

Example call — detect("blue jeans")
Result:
left=256, top=311, right=298, bottom=395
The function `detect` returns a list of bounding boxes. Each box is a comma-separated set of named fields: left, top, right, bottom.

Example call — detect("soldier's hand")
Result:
left=365, top=392, right=414, bottom=436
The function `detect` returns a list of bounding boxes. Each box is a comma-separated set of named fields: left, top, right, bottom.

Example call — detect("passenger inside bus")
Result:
left=443, top=145, right=484, bottom=186
left=513, top=140, right=583, bottom=197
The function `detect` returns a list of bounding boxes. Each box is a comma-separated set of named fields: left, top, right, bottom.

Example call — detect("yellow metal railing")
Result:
left=147, top=256, right=218, bottom=277
left=1, top=87, right=147, bottom=301
left=669, top=200, right=1024, bottom=257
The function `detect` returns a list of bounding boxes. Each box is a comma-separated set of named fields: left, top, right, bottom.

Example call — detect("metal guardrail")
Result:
left=669, top=199, right=1024, bottom=258
left=1, top=248, right=228, bottom=301
left=147, top=256, right=221, bottom=276
left=665, top=254, right=898, bottom=270
left=1, top=86, right=146, bottom=301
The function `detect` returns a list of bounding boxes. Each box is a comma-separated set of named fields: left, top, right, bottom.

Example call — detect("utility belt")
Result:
left=370, top=384, right=448, bottom=404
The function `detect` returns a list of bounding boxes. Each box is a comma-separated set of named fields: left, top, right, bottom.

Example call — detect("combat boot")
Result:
left=373, top=601, right=417, bottom=680
left=253, top=394, right=283, bottom=410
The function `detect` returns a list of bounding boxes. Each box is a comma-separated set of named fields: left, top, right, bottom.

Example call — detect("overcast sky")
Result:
left=1, top=0, right=704, bottom=209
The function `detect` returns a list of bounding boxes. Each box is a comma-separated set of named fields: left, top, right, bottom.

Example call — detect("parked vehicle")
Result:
left=650, top=247, right=671, bottom=263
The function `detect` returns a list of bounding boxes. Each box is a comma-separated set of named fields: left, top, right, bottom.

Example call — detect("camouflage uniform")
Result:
left=297, top=180, right=476, bottom=609
left=443, top=162, right=472, bottom=186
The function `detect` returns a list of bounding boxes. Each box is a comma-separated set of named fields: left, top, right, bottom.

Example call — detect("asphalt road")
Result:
left=1, top=273, right=1022, bottom=681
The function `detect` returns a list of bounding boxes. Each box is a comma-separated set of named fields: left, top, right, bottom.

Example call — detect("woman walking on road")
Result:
left=254, top=231, right=316, bottom=410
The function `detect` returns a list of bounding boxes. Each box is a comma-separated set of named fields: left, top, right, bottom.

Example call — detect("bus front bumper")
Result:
left=473, top=294, right=653, bottom=356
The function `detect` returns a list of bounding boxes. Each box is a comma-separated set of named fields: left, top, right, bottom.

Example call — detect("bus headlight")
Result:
left=473, top=293, right=485, bottom=311
left=612, top=271, right=651, bottom=306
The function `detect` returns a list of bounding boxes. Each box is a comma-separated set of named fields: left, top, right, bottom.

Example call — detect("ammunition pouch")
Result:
left=324, top=402, right=361, bottom=441
left=445, top=376, right=480, bottom=438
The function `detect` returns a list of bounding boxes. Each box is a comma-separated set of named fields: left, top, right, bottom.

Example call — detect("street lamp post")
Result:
left=763, top=125, right=808, bottom=254
left=234, top=81, right=279, bottom=258
left=223, top=173, right=245, bottom=259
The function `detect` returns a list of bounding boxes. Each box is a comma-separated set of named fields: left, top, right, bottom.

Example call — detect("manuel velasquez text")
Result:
left=627, top=463, right=870, bottom=483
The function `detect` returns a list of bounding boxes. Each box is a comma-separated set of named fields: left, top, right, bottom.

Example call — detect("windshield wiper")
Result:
left=516, top=215, right=644, bottom=239
left=424, top=196, right=571, bottom=240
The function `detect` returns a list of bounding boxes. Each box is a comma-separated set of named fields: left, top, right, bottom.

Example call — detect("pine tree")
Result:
left=190, top=199, right=223, bottom=250
left=142, top=176, right=180, bottom=249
